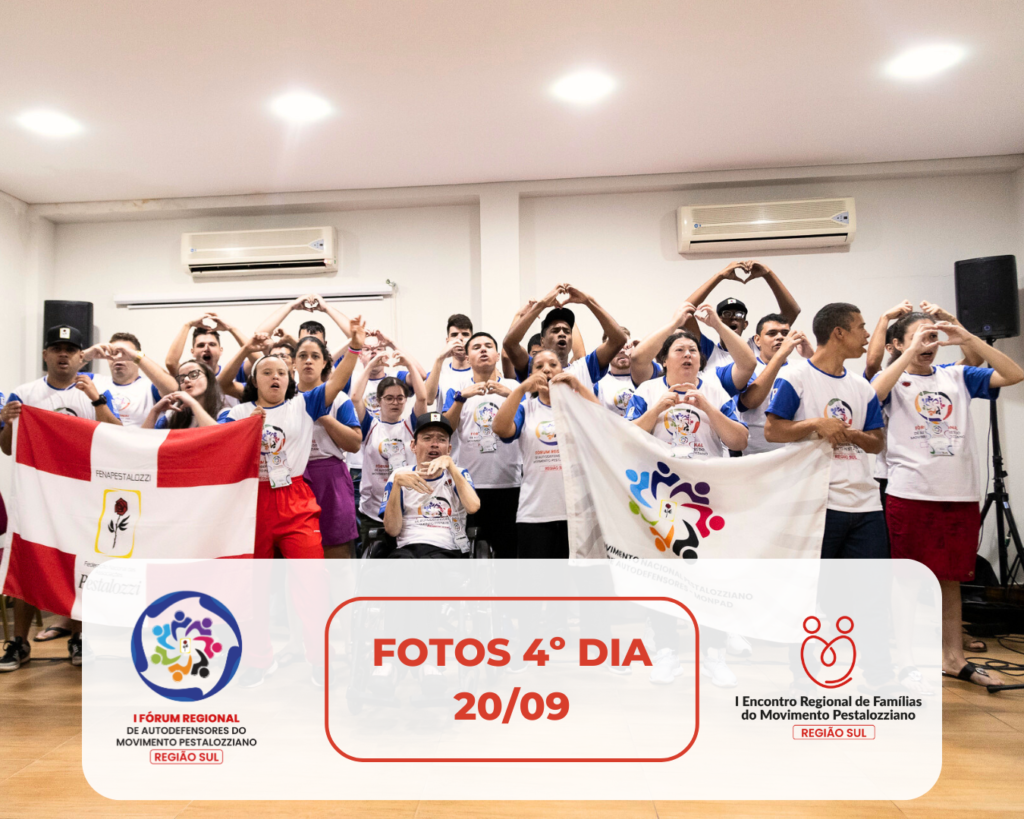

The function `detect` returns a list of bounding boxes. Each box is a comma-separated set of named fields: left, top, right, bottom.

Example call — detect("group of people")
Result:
left=0, top=261, right=1020, bottom=692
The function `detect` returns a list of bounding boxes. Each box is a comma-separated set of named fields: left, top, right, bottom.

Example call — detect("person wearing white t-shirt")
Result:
left=682, top=260, right=801, bottom=371
left=165, top=314, right=249, bottom=407
left=872, top=312, right=1022, bottom=688
left=142, top=360, right=224, bottom=430
left=492, top=350, right=602, bottom=559
left=86, top=332, right=178, bottom=427
left=353, top=365, right=429, bottom=553
left=502, top=284, right=627, bottom=385
left=594, top=328, right=665, bottom=417
left=766, top=302, right=887, bottom=556
left=423, top=313, right=476, bottom=409
left=443, top=332, right=521, bottom=559
left=735, top=315, right=814, bottom=455
left=0, top=325, right=122, bottom=674
left=382, top=413, right=480, bottom=558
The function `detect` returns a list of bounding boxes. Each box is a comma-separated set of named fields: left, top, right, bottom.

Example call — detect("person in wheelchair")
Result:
left=381, top=412, right=480, bottom=559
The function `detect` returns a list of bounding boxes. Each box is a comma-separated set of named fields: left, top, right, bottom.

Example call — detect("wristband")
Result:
left=133, top=351, right=144, bottom=364
left=349, top=347, right=363, bottom=354
left=91, top=396, right=107, bottom=408
left=453, top=392, right=466, bottom=404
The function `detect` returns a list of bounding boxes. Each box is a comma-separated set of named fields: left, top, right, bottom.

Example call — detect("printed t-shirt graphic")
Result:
left=380, top=465, right=475, bottom=552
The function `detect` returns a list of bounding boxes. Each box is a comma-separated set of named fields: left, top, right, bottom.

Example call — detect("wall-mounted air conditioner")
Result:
left=181, top=226, right=338, bottom=279
left=677, top=198, right=855, bottom=253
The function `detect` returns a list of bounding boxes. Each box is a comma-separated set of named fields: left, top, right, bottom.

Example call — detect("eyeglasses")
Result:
left=177, top=370, right=204, bottom=385
left=719, top=310, right=747, bottom=321
left=380, top=395, right=406, bottom=403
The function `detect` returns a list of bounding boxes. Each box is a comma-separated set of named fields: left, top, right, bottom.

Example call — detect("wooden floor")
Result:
left=2, top=622, right=1023, bottom=819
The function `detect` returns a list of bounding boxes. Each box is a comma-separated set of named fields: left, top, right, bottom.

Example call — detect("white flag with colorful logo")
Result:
left=551, top=385, right=833, bottom=561
left=0, top=407, right=261, bottom=619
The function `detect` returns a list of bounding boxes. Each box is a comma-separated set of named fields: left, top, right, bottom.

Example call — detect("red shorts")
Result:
left=254, top=477, right=323, bottom=559
left=886, top=495, right=979, bottom=581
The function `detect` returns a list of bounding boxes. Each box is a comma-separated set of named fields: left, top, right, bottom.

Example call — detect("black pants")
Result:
left=387, top=542, right=465, bottom=560
left=468, top=487, right=521, bottom=559
left=517, top=521, right=569, bottom=559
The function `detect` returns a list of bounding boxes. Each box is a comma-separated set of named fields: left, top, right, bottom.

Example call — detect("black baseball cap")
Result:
left=716, top=298, right=748, bottom=316
left=44, top=325, right=84, bottom=350
left=541, top=307, right=576, bottom=333
left=414, top=411, right=453, bottom=439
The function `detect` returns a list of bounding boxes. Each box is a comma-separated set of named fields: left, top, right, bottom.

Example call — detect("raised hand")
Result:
left=538, top=284, right=565, bottom=309
left=460, top=382, right=490, bottom=400
left=485, top=380, right=512, bottom=397
left=654, top=388, right=684, bottom=415
left=245, top=332, right=271, bottom=354
left=1, top=400, right=22, bottom=425
left=932, top=321, right=972, bottom=346
left=920, top=301, right=956, bottom=323
left=719, top=261, right=749, bottom=282
left=395, top=469, right=431, bottom=494
left=561, top=285, right=590, bottom=305
left=817, top=417, right=850, bottom=448
left=885, top=300, right=914, bottom=321
left=420, top=456, right=455, bottom=478
left=82, top=343, right=115, bottom=362
left=694, top=302, right=722, bottom=330
left=671, top=302, right=697, bottom=329
left=349, top=316, right=367, bottom=350
left=679, top=388, right=711, bottom=413
left=73, top=374, right=101, bottom=402
left=201, top=312, right=231, bottom=332
left=746, top=261, right=772, bottom=281
left=521, top=371, right=550, bottom=394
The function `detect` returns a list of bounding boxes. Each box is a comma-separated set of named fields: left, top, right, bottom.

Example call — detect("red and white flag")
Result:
left=0, top=407, right=261, bottom=618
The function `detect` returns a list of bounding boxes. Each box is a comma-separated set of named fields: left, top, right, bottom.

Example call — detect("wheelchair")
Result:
left=360, top=525, right=493, bottom=560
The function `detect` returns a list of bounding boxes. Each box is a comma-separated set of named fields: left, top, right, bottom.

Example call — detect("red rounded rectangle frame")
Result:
left=324, top=596, right=699, bottom=763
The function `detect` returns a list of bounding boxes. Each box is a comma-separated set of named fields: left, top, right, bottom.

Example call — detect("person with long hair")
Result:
left=872, top=311, right=1023, bottom=688
left=294, top=334, right=361, bottom=559
left=142, top=359, right=223, bottom=429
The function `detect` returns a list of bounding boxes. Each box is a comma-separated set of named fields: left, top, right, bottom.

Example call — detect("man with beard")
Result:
left=0, top=325, right=121, bottom=673
left=442, top=332, right=520, bottom=559
left=164, top=313, right=249, bottom=406
left=734, top=314, right=814, bottom=454
left=683, top=261, right=801, bottom=371
left=87, top=333, right=178, bottom=427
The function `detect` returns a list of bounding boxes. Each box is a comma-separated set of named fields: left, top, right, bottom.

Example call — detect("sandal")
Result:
left=962, top=635, right=987, bottom=653
left=942, top=662, right=995, bottom=688
left=33, top=626, right=72, bottom=642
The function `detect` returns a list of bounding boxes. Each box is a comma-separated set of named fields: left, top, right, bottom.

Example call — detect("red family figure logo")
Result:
left=800, top=616, right=856, bottom=688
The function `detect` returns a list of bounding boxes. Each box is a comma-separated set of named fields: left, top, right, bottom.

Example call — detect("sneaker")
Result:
left=649, top=648, right=682, bottom=685
left=311, top=665, right=324, bottom=688
left=701, top=647, right=737, bottom=688
left=0, top=637, right=31, bottom=672
left=604, top=659, right=633, bottom=676
left=236, top=660, right=278, bottom=689
left=68, top=634, right=83, bottom=667
left=726, top=633, right=752, bottom=658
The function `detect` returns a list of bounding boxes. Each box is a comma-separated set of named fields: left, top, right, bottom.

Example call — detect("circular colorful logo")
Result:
left=261, top=424, right=286, bottom=456
left=824, top=398, right=853, bottom=427
left=131, top=591, right=242, bottom=702
left=535, top=420, right=558, bottom=446
left=915, top=390, right=952, bottom=422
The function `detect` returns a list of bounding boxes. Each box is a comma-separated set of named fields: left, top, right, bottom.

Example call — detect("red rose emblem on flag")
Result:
left=108, top=497, right=131, bottom=551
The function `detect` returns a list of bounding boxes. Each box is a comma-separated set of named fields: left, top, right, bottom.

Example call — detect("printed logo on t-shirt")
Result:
left=53, top=406, right=78, bottom=417
left=613, top=387, right=634, bottom=411
left=473, top=401, right=499, bottom=427
left=261, top=425, right=286, bottom=456
left=914, top=390, right=958, bottom=456
left=418, top=497, right=453, bottom=519
left=535, top=420, right=557, bottom=446
left=364, top=392, right=381, bottom=416
left=824, top=398, right=854, bottom=427
left=112, top=394, right=131, bottom=414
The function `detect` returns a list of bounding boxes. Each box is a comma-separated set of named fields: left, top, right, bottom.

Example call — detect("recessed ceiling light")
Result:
left=550, top=70, right=617, bottom=105
left=270, top=91, right=334, bottom=124
left=885, top=44, right=966, bottom=80
left=15, top=109, right=83, bottom=138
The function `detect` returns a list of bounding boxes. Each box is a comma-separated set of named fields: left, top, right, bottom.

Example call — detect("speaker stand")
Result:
left=979, top=344, right=1024, bottom=587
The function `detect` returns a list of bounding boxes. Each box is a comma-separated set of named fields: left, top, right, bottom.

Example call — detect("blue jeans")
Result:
left=821, top=509, right=889, bottom=560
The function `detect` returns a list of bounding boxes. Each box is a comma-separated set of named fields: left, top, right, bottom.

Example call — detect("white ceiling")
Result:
left=2, top=0, right=1023, bottom=205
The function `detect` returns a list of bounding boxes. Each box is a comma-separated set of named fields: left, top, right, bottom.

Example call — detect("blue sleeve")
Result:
left=335, top=399, right=360, bottom=428
left=651, top=361, right=664, bottom=379
left=217, top=409, right=233, bottom=424
left=235, top=362, right=247, bottom=382
left=720, top=396, right=747, bottom=427
left=150, top=384, right=161, bottom=402
left=514, top=356, right=533, bottom=383
left=441, top=388, right=457, bottom=413
left=699, top=335, right=715, bottom=360
left=359, top=412, right=374, bottom=439
left=868, top=373, right=893, bottom=408
left=342, top=376, right=352, bottom=393
left=380, top=479, right=404, bottom=517
left=962, top=366, right=999, bottom=400
left=409, top=413, right=418, bottom=432
left=584, top=350, right=606, bottom=383
left=154, top=415, right=168, bottom=430
left=397, top=370, right=408, bottom=382
left=716, top=363, right=742, bottom=397
left=301, top=383, right=329, bottom=421
left=624, top=393, right=649, bottom=421
left=500, top=404, right=527, bottom=443
left=864, top=395, right=884, bottom=431
left=101, top=391, right=120, bottom=420
left=9, top=393, right=21, bottom=404
left=765, top=378, right=800, bottom=420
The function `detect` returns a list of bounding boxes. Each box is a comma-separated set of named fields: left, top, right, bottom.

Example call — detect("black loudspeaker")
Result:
left=43, top=300, right=94, bottom=371
left=954, top=255, right=1020, bottom=340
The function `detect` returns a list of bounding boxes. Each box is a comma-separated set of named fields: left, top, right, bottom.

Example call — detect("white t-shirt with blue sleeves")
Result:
left=381, top=465, right=474, bottom=553
left=221, top=384, right=331, bottom=481
left=625, top=372, right=745, bottom=459
left=737, top=357, right=788, bottom=455
left=875, top=364, right=997, bottom=502
left=441, top=377, right=522, bottom=488
left=359, top=413, right=417, bottom=520
left=766, top=359, right=884, bottom=512
left=501, top=396, right=565, bottom=523
left=344, top=368, right=409, bottom=472
left=516, top=350, right=607, bottom=391
left=92, top=374, right=161, bottom=427
left=9, top=375, right=120, bottom=421
left=308, top=391, right=360, bottom=462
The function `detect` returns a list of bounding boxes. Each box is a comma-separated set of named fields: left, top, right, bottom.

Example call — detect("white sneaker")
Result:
left=649, top=648, right=682, bottom=685
left=701, top=647, right=737, bottom=688
left=726, top=632, right=752, bottom=657
left=603, top=658, right=633, bottom=676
